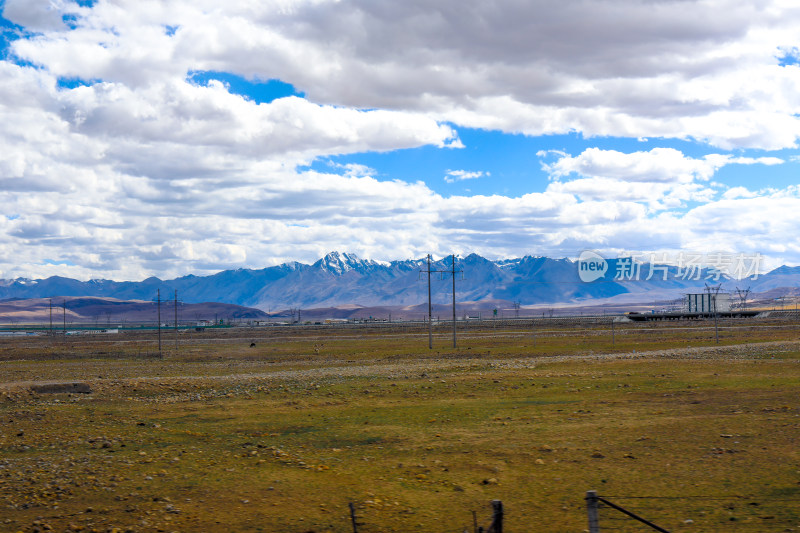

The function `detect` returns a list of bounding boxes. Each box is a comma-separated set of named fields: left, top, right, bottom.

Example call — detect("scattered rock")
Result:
left=30, top=383, right=92, bottom=394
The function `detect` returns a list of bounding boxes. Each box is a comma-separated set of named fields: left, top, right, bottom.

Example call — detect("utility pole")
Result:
left=611, top=318, right=615, bottom=346
left=450, top=255, right=456, bottom=348
left=427, top=255, right=433, bottom=349
left=157, top=289, right=162, bottom=358
left=420, top=254, right=434, bottom=349
left=174, top=290, right=178, bottom=356
left=450, top=254, right=459, bottom=348
left=419, top=254, right=462, bottom=349
left=62, top=300, right=66, bottom=336
left=705, top=283, right=722, bottom=344
left=49, top=298, right=53, bottom=335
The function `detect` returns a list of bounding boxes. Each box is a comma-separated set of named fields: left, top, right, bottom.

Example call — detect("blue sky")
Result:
left=192, top=70, right=798, bottom=199
left=312, top=130, right=799, bottom=198
left=0, top=0, right=799, bottom=281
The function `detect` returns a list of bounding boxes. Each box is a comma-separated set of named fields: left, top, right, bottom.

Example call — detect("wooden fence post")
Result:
left=349, top=502, right=359, bottom=533
left=490, top=500, right=503, bottom=533
left=586, top=490, right=600, bottom=533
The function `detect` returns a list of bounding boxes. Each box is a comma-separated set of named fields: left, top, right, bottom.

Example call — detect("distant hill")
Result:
left=0, top=252, right=797, bottom=311
left=0, top=296, right=269, bottom=324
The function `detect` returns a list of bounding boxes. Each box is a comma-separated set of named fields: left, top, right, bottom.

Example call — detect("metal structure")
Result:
left=419, top=254, right=463, bottom=349
left=734, top=287, right=751, bottom=311
left=684, top=291, right=730, bottom=313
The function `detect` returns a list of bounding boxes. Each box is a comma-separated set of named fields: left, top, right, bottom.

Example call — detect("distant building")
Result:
left=684, top=293, right=731, bottom=313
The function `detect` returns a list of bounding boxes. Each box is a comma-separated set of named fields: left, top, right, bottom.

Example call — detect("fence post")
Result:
left=349, top=502, right=359, bottom=533
left=489, top=500, right=503, bottom=533
left=586, top=490, right=600, bottom=533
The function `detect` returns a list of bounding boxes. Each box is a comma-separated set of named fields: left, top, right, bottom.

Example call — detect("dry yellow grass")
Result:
left=0, top=320, right=798, bottom=532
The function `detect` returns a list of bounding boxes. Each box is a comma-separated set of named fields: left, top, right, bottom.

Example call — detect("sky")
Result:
left=0, top=0, right=799, bottom=281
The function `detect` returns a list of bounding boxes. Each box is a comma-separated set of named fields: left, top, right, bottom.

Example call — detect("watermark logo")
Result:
left=578, top=250, right=608, bottom=282
left=577, top=251, right=763, bottom=283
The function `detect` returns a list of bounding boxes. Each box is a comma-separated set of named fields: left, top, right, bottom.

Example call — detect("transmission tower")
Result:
left=735, top=287, right=751, bottom=311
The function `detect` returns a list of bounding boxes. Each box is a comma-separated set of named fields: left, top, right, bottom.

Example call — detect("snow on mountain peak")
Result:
left=314, top=251, right=370, bottom=274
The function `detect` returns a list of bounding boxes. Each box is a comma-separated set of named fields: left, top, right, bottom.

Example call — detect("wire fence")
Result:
left=588, top=491, right=800, bottom=532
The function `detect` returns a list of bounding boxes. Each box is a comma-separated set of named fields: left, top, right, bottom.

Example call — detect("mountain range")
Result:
left=1, top=252, right=798, bottom=312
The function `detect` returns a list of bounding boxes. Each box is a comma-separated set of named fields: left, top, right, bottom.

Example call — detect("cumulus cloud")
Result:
left=5, top=0, right=800, bottom=149
left=540, top=148, right=783, bottom=184
left=537, top=147, right=785, bottom=211
left=1, top=0, right=799, bottom=281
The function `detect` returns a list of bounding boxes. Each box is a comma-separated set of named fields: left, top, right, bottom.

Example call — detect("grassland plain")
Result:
left=0, top=319, right=798, bottom=532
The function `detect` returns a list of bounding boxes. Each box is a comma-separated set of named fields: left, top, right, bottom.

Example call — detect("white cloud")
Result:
left=722, top=186, right=758, bottom=200
left=679, top=191, right=800, bottom=263
left=1, top=1, right=800, bottom=281
left=541, top=148, right=784, bottom=184
left=537, top=147, right=784, bottom=211
left=444, top=169, right=487, bottom=183
left=2, top=0, right=71, bottom=32
left=542, top=148, right=719, bottom=184
left=4, top=0, right=800, bottom=149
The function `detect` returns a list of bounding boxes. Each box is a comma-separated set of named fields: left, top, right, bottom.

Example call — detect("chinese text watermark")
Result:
left=577, top=251, right=763, bottom=282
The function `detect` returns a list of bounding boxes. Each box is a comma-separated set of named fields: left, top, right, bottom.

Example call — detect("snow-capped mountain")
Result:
left=0, top=251, right=796, bottom=311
